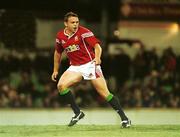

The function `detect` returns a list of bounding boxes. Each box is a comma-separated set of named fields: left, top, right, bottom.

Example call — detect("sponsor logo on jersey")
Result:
left=65, top=44, right=80, bottom=53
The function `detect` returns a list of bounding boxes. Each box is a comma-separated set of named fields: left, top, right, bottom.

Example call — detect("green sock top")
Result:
left=59, top=88, right=70, bottom=95
left=106, top=93, right=114, bottom=102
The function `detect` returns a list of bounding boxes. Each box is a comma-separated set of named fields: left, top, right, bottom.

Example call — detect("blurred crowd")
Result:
left=109, top=46, right=180, bottom=108
left=0, top=46, right=180, bottom=108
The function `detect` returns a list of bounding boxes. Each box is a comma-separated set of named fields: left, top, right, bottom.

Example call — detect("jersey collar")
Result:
left=64, top=27, right=79, bottom=39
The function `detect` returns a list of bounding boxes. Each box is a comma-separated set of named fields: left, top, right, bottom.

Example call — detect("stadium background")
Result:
left=0, top=0, right=180, bottom=125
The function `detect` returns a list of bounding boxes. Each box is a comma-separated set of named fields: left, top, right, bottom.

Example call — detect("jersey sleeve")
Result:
left=55, top=38, right=64, bottom=53
left=81, top=31, right=101, bottom=47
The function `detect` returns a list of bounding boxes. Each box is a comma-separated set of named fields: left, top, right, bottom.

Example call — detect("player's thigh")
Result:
left=91, top=77, right=110, bottom=98
left=58, top=71, right=82, bottom=89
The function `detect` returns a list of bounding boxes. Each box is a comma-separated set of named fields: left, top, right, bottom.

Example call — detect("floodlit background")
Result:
left=0, top=0, right=180, bottom=125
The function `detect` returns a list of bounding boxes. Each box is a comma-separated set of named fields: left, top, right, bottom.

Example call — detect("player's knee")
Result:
left=57, top=83, right=67, bottom=92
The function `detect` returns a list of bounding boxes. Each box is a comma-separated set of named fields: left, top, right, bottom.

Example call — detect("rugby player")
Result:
left=51, top=12, right=131, bottom=128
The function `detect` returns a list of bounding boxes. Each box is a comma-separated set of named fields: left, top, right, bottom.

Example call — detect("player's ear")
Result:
left=64, top=22, right=67, bottom=27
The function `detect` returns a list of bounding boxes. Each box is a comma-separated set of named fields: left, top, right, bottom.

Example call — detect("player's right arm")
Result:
left=51, top=50, right=62, bottom=82
left=51, top=36, right=64, bottom=82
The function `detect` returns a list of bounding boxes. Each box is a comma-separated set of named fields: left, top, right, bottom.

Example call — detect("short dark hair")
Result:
left=64, top=12, right=78, bottom=22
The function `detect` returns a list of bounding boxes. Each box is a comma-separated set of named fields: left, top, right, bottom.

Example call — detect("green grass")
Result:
left=0, top=125, right=180, bottom=137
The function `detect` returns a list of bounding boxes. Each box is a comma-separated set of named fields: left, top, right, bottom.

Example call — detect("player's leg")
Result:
left=57, top=70, right=85, bottom=126
left=57, top=70, right=82, bottom=92
left=91, top=77, right=131, bottom=127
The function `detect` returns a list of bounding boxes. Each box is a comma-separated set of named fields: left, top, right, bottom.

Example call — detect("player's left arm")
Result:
left=94, top=43, right=102, bottom=65
left=81, top=29, right=102, bottom=65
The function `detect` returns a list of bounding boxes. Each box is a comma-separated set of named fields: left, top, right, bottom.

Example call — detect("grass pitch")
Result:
left=0, top=125, right=179, bottom=137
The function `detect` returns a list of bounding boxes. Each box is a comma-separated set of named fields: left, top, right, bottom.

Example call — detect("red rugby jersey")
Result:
left=55, top=26, right=100, bottom=65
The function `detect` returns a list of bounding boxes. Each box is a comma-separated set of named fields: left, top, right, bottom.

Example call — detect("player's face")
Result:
left=65, top=16, right=79, bottom=34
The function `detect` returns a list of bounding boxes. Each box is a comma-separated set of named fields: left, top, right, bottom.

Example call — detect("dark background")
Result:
left=0, top=0, right=180, bottom=108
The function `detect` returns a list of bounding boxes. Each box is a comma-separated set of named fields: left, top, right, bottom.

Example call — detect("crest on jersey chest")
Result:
left=74, top=36, right=79, bottom=41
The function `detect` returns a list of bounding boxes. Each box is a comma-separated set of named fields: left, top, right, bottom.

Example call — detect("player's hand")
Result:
left=51, top=71, right=58, bottom=82
left=94, top=58, right=101, bottom=65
